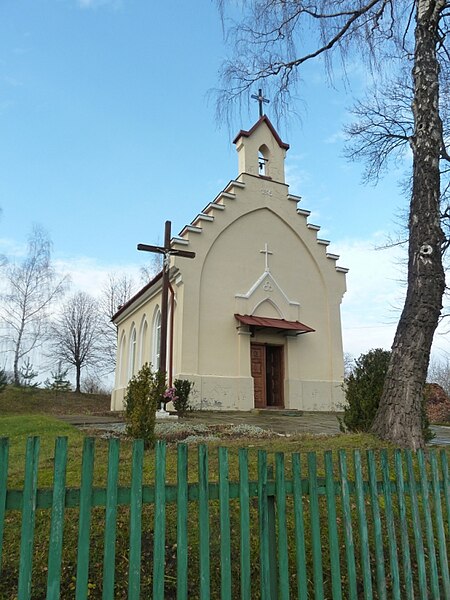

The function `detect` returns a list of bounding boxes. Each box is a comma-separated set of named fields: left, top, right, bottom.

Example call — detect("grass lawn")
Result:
left=0, top=385, right=111, bottom=417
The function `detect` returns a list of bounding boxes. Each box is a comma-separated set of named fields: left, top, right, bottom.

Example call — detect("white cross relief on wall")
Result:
left=235, top=243, right=301, bottom=320
left=260, top=242, right=273, bottom=272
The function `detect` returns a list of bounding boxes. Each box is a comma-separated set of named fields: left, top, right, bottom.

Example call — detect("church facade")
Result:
left=111, top=116, right=347, bottom=412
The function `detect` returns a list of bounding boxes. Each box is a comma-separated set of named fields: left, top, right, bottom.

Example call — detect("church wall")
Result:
left=171, top=165, right=346, bottom=411
left=110, top=289, right=165, bottom=411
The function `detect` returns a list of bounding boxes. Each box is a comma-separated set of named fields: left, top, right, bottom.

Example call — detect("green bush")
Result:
left=342, top=348, right=392, bottom=432
left=173, top=378, right=194, bottom=416
left=342, top=348, right=434, bottom=441
left=124, top=363, right=166, bottom=448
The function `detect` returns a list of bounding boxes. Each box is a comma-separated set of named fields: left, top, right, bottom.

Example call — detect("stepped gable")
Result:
left=170, top=116, right=348, bottom=275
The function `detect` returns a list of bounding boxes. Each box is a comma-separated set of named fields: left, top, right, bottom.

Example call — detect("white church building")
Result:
left=111, top=116, right=347, bottom=412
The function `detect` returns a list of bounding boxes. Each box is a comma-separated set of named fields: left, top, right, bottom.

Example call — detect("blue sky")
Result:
left=1, top=0, right=447, bottom=361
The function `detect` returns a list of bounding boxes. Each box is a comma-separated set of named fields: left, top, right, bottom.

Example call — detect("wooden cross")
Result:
left=251, top=88, right=270, bottom=117
left=260, top=242, right=273, bottom=272
left=138, top=221, right=195, bottom=381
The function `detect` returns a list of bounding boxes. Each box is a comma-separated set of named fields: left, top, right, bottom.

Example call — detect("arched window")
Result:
left=128, top=325, right=137, bottom=379
left=152, top=308, right=161, bottom=370
left=258, top=144, right=270, bottom=176
left=117, top=332, right=126, bottom=385
left=139, top=318, right=148, bottom=367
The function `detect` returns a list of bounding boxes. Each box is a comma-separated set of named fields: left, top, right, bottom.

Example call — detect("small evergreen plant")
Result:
left=19, top=358, right=39, bottom=388
left=342, top=348, right=390, bottom=432
left=44, top=363, right=72, bottom=394
left=173, top=379, right=194, bottom=416
left=0, top=368, right=7, bottom=393
left=124, top=363, right=166, bottom=448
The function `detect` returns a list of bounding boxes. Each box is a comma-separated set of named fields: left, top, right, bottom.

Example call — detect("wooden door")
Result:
left=251, top=343, right=266, bottom=408
left=266, top=346, right=284, bottom=407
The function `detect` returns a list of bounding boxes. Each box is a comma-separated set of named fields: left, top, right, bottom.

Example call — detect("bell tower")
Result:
left=233, top=115, right=290, bottom=184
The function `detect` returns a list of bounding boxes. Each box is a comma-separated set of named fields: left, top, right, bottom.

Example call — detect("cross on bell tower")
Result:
left=251, top=88, right=270, bottom=117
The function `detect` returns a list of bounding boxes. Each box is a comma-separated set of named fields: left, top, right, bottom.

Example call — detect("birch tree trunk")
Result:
left=371, top=0, right=446, bottom=448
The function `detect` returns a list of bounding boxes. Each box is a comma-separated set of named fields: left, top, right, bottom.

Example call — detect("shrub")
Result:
left=342, top=348, right=391, bottom=432
left=173, top=378, right=194, bottom=416
left=342, top=348, right=434, bottom=441
left=81, top=374, right=111, bottom=395
left=124, top=363, right=165, bottom=448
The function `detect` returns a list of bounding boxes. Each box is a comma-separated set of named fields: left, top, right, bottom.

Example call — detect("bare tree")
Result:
left=0, top=225, right=68, bottom=385
left=218, top=0, right=448, bottom=448
left=140, top=253, right=163, bottom=285
left=49, top=292, right=105, bottom=393
left=98, top=273, right=135, bottom=368
left=428, top=356, right=450, bottom=395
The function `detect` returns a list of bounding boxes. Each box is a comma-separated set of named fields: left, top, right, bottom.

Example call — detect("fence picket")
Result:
left=275, top=452, right=290, bottom=600
left=176, top=443, right=188, bottom=600
left=417, top=449, right=440, bottom=599
left=430, top=450, right=450, bottom=598
left=394, top=450, right=413, bottom=600
left=239, top=448, right=251, bottom=600
left=354, top=450, right=373, bottom=600
left=46, top=437, right=68, bottom=600
left=75, top=437, right=95, bottom=600
left=258, top=450, right=271, bottom=600
left=440, top=450, right=450, bottom=537
left=339, top=449, right=357, bottom=600
left=128, top=439, right=144, bottom=600
left=219, top=446, right=232, bottom=600
left=380, top=449, right=400, bottom=600
left=198, top=444, right=210, bottom=600
left=17, top=436, right=40, bottom=600
left=153, top=441, right=167, bottom=600
left=366, top=450, right=386, bottom=600
left=405, top=450, right=428, bottom=600
left=292, top=453, right=308, bottom=600
left=102, top=438, right=120, bottom=600
left=0, top=437, right=9, bottom=574
left=324, top=451, right=342, bottom=600
left=308, top=452, right=324, bottom=600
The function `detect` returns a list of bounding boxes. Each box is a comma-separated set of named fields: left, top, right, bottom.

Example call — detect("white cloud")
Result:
left=324, top=130, right=346, bottom=145
left=54, top=256, right=143, bottom=299
left=336, top=234, right=406, bottom=357
left=77, top=0, right=122, bottom=9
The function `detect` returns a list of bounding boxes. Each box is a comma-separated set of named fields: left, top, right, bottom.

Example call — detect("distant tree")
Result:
left=81, top=373, right=110, bottom=395
left=98, top=273, right=135, bottom=369
left=44, top=362, right=72, bottom=394
left=427, top=356, right=450, bottom=396
left=343, top=352, right=354, bottom=379
left=140, top=253, right=163, bottom=285
left=19, top=358, right=40, bottom=388
left=0, top=226, right=68, bottom=385
left=0, top=368, right=7, bottom=393
left=49, top=292, right=105, bottom=394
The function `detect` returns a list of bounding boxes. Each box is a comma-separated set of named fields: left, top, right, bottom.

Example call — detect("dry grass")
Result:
left=0, top=385, right=111, bottom=416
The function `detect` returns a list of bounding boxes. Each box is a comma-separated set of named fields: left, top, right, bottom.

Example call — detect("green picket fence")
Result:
left=1, top=437, right=450, bottom=599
